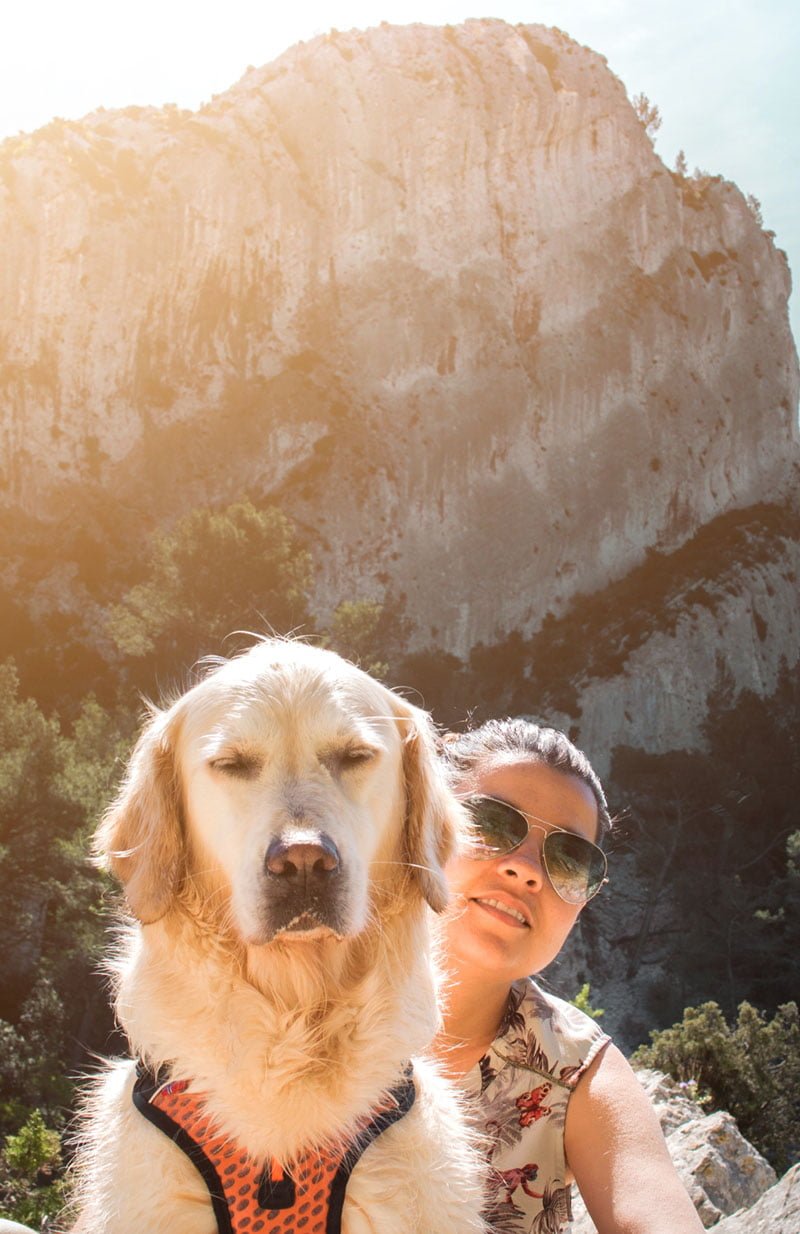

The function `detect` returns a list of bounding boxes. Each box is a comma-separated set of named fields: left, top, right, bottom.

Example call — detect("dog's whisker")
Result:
left=371, top=859, right=440, bottom=875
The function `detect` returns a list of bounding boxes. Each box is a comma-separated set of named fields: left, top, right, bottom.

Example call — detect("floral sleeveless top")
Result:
left=463, top=978, right=609, bottom=1234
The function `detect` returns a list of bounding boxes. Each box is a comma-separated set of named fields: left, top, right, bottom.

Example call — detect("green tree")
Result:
left=57, top=693, right=132, bottom=823
left=106, top=501, right=313, bottom=680
left=0, top=661, right=71, bottom=1018
left=326, top=600, right=389, bottom=679
left=45, top=696, right=133, bottom=1012
left=0, top=980, right=69, bottom=1129
left=0, top=667, right=128, bottom=1139
left=3, top=1109, right=61, bottom=1177
left=0, top=1107, right=65, bottom=1227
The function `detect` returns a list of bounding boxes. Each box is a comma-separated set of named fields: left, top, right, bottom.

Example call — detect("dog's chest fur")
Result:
left=114, top=900, right=440, bottom=1164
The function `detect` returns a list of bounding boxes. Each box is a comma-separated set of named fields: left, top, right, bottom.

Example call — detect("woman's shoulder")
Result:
left=494, top=977, right=610, bottom=1089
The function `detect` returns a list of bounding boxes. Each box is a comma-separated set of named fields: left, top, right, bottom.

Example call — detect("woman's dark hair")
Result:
left=440, top=717, right=611, bottom=839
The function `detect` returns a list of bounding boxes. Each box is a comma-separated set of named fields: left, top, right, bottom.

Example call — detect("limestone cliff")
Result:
left=0, top=19, right=799, bottom=1130
left=0, top=18, right=797, bottom=750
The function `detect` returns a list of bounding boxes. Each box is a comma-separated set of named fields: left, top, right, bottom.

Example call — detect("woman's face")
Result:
left=444, top=758, right=600, bottom=984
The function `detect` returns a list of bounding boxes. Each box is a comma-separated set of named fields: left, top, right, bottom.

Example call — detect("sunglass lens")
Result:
left=544, top=832, right=606, bottom=904
left=466, top=797, right=528, bottom=854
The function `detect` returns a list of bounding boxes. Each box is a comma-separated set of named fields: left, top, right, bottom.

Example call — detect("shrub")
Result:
left=4, top=1109, right=60, bottom=1177
left=632, top=1000, right=800, bottom=1172
left=0, top=1107, right=65, bottom=1227
left=570, top=983, right=604, bottom=1020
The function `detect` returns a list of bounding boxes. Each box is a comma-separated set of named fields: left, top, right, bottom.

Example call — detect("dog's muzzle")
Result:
left=263, top=830, right=347, bottom=938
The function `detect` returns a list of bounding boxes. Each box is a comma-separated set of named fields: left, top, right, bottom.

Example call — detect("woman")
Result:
left=436, top=719, right=703, bottom=1234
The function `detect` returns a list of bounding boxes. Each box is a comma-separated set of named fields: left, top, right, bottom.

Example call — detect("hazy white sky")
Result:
left=2, top=1, right=798, bottom=338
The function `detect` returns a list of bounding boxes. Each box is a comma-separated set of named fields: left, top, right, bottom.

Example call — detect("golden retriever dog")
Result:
left=68, top=640, right=486, bottom=1234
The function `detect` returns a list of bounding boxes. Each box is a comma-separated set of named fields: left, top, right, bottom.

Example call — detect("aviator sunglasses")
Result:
left=461, top=795, right=608, bottom=905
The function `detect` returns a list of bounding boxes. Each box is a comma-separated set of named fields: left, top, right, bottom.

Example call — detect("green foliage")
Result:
left=0, top=663, right=76, bottom=1018
left=0, top=664, right=121, bottom=980
left=106, top=501, right=313, bottom=676
left=0, top=988, right=71, bottom=1223
left=326, top=600, right=389, bottom=679
left=0, top=1108, right=65, bottom=1226
left=48, top=696, right=130, bottom=997
left=4, top=1109, right=61, bottom=1176
left=570, top=983, right=604, bottom=1020
left=632, top=1000, right=800, bottom=1172
left=0, top=660, right=68, bottom=870
left=57, top=694, right=133, bottom=824
left=0, top=671, right=129, bottom=1220
left=0, top=665, right=125, bottom=1159
left=0, top=980, right=70, bottom=1124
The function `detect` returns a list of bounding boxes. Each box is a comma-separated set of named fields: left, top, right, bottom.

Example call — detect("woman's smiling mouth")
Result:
left=471, top=897, right=530, bottom=928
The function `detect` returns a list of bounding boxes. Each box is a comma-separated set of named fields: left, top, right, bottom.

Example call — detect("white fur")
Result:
left=67, top=641, right=486, bottom=1234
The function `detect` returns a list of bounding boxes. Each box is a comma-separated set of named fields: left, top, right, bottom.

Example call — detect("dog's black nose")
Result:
left=265, top=833, right=340, bottom=879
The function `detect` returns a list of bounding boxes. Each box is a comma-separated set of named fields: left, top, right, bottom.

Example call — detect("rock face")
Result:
left=714, top=1164, right=800, bottom=1233
left=0, top=21, right=797, bottom=1038
left=1, top=22, right=796, bottom=721
left=570, top=1070, right=790, bottom=1232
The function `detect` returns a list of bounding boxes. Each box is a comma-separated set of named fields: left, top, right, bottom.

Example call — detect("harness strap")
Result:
left=133, top=1062, right=416, bottom=1234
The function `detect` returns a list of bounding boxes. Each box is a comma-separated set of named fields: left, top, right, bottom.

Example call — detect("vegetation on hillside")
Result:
left=106, top=501, right=312, bottom=673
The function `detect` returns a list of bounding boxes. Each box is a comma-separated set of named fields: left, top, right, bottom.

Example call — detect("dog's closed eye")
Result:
left=209, top=752, right=262, bottom=779
left=321, top=745, right=379, bottom=775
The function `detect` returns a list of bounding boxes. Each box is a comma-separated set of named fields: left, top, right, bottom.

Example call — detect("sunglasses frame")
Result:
left=460, top=794, right=609, bottom=905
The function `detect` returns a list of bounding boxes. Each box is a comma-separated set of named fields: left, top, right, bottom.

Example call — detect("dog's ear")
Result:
left=93, top=706, right=184, bottom=923
left=394, top=697, right=461, bottom=913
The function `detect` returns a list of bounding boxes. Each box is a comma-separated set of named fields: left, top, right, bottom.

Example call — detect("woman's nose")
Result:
left=499, top=838, right=546, bottom=890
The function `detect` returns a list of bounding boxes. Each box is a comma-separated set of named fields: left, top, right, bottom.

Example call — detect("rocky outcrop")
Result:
left=490, top=501, right=800, bottom=774
left=714, top=1164, right=800, bottom=1233
left=570, top=1070, right=793, bottom=1232
left=668, top=1110, right=777, bottom=1226
left=1, top=21, right=796, bottom=670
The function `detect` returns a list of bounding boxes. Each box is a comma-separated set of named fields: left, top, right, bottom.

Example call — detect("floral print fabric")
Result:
left=464, top=978, right=610, bottom=1234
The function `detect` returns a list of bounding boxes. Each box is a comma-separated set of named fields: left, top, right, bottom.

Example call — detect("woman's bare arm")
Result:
left=565, top=1043, right=704, bottom=1234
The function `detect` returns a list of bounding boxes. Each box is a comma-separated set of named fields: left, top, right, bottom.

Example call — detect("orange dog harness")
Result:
left=133, top=1063, right=416, bottom=1234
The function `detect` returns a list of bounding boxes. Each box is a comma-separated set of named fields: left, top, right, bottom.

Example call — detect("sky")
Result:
left=2, top=1, right=798, bottom=340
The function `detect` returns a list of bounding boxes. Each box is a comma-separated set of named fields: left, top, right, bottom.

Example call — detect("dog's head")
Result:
left=95, top=640, right=461, bottom=941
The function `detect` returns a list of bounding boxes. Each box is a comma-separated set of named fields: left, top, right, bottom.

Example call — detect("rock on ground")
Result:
left=713, top=1163, right=800, bottom=1233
